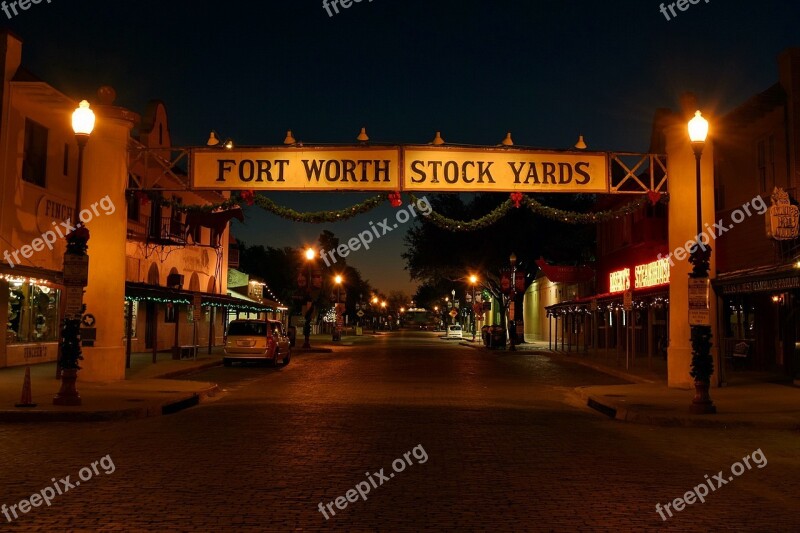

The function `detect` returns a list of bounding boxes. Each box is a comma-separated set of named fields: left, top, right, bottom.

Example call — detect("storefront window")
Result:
left=7, top=281, right=60, bottom=344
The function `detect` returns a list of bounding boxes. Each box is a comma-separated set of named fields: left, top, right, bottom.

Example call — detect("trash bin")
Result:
left=488, top=325, right=506, bottom=349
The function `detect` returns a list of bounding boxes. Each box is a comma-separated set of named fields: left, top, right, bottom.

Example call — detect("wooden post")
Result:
left=207, top=306, right=215, bottom=355
left=125, top=299, right=133, bottom=369
left=151, top=303, right=158, bottom=364
left=172, top=305, right=180, bottom=360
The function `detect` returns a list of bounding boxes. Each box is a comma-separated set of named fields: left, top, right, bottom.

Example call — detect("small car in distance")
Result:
left=224, top=319, right=291, bottom=367
left=446, top=324, right=463, bottom=339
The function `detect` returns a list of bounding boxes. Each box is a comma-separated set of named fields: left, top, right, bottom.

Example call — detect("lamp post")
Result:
left=54, top=100, right=95, bottom=406
left=469, top=275, right=478, bottom=341
left=687, top=110, right=715, bottom=414
left=332, top=274, right=343, bottom=341
left=372, top=296, right=379, bottom=332
left=302, top=248, right=315, bottom=349
left=509, top=253, right=517, bottom=351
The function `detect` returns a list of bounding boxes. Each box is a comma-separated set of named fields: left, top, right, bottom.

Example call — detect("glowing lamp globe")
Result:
left=72, top=100, right=95, bottom=136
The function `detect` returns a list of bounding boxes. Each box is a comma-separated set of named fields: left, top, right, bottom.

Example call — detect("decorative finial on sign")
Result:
left=501, top=132, right=513, bottom=146
left=284, top=130, right=296, bottom=145
left=357, top=127, right=369, bottom=142
left=575, top=134, right=587, bottom=150
left=431, top=131, right=445, bottom=145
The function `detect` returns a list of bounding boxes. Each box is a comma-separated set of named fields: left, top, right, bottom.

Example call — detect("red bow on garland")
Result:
left=510, top=192, right=524, bottom=208
left=239, top=190, right=255, bottom=206
left=388, top=191, right=402, bottom=208
left=647, top=190, right=663, bottom=206
left=134, top=190, right=150, bottom=206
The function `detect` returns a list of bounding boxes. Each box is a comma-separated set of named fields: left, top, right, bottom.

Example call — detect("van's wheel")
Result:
left=282, top=348, right=291, bottom=366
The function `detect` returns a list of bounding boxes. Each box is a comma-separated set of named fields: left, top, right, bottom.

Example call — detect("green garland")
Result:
left=408, top=193, right=666, bottom=232
left=144, top=190, right=665, bottom=231
left=408, top=193, right=515, bottom=232
left=252, top=194, right=387, bottom=223
left=153, top=192, right=387, bottom=223
left=524, top=194, right=658, bottom=224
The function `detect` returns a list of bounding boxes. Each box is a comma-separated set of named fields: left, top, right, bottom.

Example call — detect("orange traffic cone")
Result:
left=15, top=367, right=37, bottom=408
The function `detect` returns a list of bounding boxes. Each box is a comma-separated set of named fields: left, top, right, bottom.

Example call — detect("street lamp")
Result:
left=687, top=110, right=715, bottom=414
left=509, top=253, right=517, bottom=351
left=469, top=274, right=478, bottom=341
left=302, top=248, right=316, bottom=349
left=54, top=100, right=95, bottom=406
left=332, top=274, right=343, bottom=341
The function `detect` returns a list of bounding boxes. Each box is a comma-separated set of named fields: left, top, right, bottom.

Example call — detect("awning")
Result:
left=125, top=282, right=275, bottom=313
left=714, top=263, right=800, bottom=295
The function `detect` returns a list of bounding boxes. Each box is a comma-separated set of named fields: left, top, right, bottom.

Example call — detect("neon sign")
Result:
left=609, top=268, right=631, bottom=293
left=635, top=258, right=670, bottom=289
left=609, top=258, right=670, bottom=293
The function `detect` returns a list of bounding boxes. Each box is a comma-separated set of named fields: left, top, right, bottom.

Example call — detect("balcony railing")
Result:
left=127, top=215, right=186, bottom=245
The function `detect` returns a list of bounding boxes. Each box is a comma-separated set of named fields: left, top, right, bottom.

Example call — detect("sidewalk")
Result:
left=472, top=339, right=800, bottom=429
left=0, top=333, right=359, bottom=422
left=0, top=348, right=224, bottom=422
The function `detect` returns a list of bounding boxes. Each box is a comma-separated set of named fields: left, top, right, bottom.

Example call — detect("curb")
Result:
left=0, top=383, right=220, bottom=423
left=152, top=359, right=223, bottom=380
left=534, top=350, right=656, bottom=385
left=573, top=387, right=800, bottom=430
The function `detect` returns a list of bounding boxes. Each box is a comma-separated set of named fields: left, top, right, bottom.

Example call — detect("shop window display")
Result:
left=6, top=282, right=60, bottom=344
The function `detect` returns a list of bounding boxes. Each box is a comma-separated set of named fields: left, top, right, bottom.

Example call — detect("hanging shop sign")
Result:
left=766, top=187, right=799, bottom=240
left=191, top=147, right=401, bottom=191
left=402, top=147, right=608, bottom=193
left=623, top=290, right=633, bottom=311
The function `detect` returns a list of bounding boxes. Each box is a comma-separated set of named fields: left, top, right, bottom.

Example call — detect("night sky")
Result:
left=5, top=0, right=799, bottom=294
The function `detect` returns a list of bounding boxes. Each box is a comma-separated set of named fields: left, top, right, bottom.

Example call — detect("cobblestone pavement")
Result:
left=0, top=331, right=798, bottom=532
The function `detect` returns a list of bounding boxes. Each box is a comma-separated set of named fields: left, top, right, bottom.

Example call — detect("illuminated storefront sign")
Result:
left=609, top=268, right=631, bottom=293
left=609, top=258, right=670, bottom=293
left=634, top=258, right=670, bottom=289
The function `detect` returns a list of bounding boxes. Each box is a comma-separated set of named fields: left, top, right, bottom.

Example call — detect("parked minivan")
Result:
left=223, top=319, right=291, bottom=367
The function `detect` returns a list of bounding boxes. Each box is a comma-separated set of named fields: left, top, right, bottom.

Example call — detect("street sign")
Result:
left=623, top=290, right=632, bottom=311
left=590, top=298, right=598, bottom=312
left=688, top=277, right=711, bottom=326
left=64, top=286, right=83, bottom=317
left=449, top=308, right=458, bottom=318
left=63, top=255, right=89, bottom=286
left=356, top=310, right=365, bottom=318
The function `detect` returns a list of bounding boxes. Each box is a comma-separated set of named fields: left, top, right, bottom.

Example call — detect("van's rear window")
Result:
left=228, top=321, right=267, bottom=336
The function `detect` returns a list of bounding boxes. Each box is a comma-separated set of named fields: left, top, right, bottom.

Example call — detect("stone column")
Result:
left=78, top=88, right=136, bottom=382
left=665, top=95, right=720, bottom=388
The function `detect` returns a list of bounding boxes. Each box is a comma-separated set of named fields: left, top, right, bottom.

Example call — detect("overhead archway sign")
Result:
left=190, top=146, right=610, bottom=193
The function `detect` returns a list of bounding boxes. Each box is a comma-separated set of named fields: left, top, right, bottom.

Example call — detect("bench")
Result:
left=174, top=345, right=198, bottom=360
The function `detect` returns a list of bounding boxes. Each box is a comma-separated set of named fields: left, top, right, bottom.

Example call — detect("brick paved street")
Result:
left=0, top=331, right=798, bottom=532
